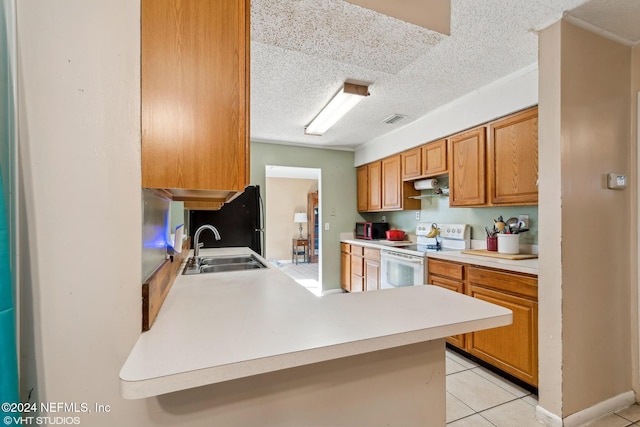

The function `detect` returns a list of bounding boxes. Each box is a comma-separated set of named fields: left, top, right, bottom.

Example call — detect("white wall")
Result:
left=18, top=1, right=147, bottom=425
left=354, top=64, right=539, bottom=166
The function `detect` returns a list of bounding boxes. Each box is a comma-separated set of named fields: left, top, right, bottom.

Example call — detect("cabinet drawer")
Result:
left=340, top=243, right=350, bottom=253
left=351, top=256, right=364, bottom=276
left=428, top=259, right=464, bottom=280
left=467, top=266, right=537, bottom=299
left=350, top=245, right=364, bottom=256
left=363, top=247, right=380, bottom=261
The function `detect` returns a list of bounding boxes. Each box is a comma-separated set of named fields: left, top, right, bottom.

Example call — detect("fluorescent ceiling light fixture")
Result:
left=305, top=83, right=369, bottom=136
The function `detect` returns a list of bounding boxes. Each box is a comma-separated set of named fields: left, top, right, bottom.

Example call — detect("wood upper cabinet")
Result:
left=401, top=148, right=422, bottom=180
left=488, top=106, right=538, bottom=205
left=367, top=161, right=382, bottom=211
left=141, top=0, right=249, bottom=202
left=382, top=156, right=402, bottom=210
left=401, top=139, right=447, bottom=181
left=448, top=127, right=486, bottom=207
left=422, top=139, right=448, bottom=176
left=356, top=165, right=369, bottom=212
left=358, top=158, right=419, bottom=212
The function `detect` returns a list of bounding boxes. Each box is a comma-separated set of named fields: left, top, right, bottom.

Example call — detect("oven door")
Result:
left=380, top=250, right=425, bottom=289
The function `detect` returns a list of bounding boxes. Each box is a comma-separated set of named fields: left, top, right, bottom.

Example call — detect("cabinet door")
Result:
left=368, top=162, right=382, bottom=211
left=364, top=259, right=380, bottom=291
left=422, top=139, right=447, bottom=176
left=448, top=127, right=486, bottom=207
left=466, top=284, right=538, bottom=387
left=340, top=250, right=351, bottom=292
left=428, top=276, right=466, bottom=348
left=488, top=107, right=538, bottom=205
left=141, top=0, right=249, bottom=199
left=401, top=148, right=422, bottom=180
left=356, top=165, right=369, bottom=212
left=381, top=155, right=402, bottom=210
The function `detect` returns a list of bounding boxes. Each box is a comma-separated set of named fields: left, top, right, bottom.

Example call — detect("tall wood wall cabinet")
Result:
left=141, top=0, right=250, bottom=203
left=307, top=191, right=319, bottom=263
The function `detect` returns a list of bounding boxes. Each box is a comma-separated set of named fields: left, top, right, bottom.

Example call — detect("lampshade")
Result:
left=293, top=212, right=308, bottom=223
left=305, top=83, right=369, bottom=136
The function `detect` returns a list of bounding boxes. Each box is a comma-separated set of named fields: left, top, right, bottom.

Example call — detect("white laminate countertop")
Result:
left=342, top=239, right=539, bottom=275
left=120, top=247, right=512, bottom=399
left=427, top=250, right=538, bottom=275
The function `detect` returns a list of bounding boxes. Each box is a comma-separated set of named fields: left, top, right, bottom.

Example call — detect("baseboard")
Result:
left=536, top=390, right=635, bottom=427
left=536, top=405, right=562, bottom=427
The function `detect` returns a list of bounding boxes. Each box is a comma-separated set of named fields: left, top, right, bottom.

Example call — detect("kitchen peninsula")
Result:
left=121, top=247, right=511, bottom=426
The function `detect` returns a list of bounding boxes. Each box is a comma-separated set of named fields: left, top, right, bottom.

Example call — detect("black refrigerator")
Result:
left=188, top=185, right=263, bottom=255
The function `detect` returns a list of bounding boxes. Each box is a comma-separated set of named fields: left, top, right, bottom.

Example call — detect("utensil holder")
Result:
left=497, top=234, right=519, bottom=254
left=486, top=235, right=498, bottom=251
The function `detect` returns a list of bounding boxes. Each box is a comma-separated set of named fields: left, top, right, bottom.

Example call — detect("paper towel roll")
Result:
left=414, top=178, right=438, bottom=190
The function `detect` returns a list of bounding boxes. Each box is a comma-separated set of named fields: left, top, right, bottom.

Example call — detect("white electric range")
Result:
left=380, top=223, right=470, bottom=289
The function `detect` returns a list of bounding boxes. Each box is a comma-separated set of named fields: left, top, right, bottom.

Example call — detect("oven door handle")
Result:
left=382, top=252, right=424, bottom=264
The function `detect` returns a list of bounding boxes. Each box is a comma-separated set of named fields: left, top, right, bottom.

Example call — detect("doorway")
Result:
left=265, top=165, right=321, bottom=295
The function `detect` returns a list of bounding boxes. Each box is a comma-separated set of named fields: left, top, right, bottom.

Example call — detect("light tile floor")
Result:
left=271, top=260, right=640, bottom=426
left=269, top=259, right=322, bottom=296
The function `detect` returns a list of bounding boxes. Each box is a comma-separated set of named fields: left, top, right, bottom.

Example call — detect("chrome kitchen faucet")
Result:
left=193, top=224, right=221, bottom=258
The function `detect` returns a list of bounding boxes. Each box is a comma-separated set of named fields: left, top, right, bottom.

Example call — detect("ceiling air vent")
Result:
left=382, top=114, right=407, bottom=125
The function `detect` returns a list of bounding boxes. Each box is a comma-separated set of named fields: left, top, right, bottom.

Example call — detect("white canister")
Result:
left=497, top=233, right=519, bottom=254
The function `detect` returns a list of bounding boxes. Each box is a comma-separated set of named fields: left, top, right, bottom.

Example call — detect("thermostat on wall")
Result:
left=607, top=173, right=627, bottom=189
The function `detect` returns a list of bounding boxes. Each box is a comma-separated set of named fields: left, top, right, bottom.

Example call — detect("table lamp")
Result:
left=293, top=212, right=308, bottom=238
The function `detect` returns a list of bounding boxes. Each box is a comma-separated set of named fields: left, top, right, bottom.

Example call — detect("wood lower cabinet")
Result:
left=488, top=106, right=538, bottom=205
left=350, top=245, right=364, bottom=293
left=141, top=0, right=249, bottom=203
left=340, top=243, right=351, bottom=292
left=467, top=284, right=538, bottom=387
left=340, top=244, right=380, bottom=292
left=466, top=266, right=538, bottom=387
left=428, top=258, right=538, bottom=388
left=363, top=247, right=381, bottom=291
left=427, top=259, right=466, bottom=348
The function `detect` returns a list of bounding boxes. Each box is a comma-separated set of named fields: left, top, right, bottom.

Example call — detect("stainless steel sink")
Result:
left=183, top=254, right=268, bottom=275
left=199, top=255, right=259, bottom=266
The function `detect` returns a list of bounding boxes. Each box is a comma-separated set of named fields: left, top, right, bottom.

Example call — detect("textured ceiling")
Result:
left=250, top=0, right=640, bottom=150
left=566, top=0, right=640, bottom=43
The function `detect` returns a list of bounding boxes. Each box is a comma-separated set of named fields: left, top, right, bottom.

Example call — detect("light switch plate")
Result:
left=607, top=173, right=627, bottom=189
left=324, top=223, right=330, bottom=231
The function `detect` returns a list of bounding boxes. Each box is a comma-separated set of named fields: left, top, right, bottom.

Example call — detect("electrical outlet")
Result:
left=324, top=222, right=330, bottom=231
left=415, top=211, right=420, bottom=221
left=381, top=215, right=386, bottom=222
left=518, top=214, right=529, bottom=229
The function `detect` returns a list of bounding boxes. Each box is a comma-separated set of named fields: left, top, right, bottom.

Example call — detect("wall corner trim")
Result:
left=536, top=405, right=562, bottom=427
